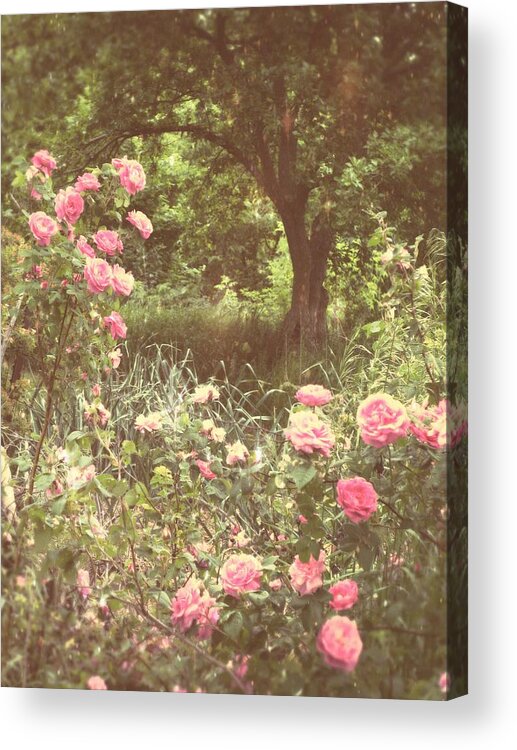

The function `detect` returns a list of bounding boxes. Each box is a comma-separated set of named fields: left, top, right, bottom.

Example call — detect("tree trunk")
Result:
left=280, top=205, right=332, bottom=352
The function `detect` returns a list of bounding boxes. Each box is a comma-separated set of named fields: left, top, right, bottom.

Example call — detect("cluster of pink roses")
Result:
left=409, top=398, right=467, bottom=450
left=24, top=150, right=156, bottom=357
left=84, top=258, right=135, bottom=297
left=288, top=550, right=362, bottom=671
left=170, top=578, right=220, bottom=640
left=285, top=384, right=335, bottom=457
left=357, top=392, right=467, bottom=450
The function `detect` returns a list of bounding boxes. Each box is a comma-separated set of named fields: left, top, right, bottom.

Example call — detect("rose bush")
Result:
left=1, top=159, right=467, bottom=699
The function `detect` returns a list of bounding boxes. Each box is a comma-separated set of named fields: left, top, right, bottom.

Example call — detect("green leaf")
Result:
left=34, top=473, right=55, bottom=492
left=248, top=590, right=269, bottom=605
left=224, top=610, right=244, bottom=640
left=290, top=464, right=317, bottom=491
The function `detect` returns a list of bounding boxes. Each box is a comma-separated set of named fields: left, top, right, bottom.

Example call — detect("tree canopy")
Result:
left=2, top=3, right=448, bottom=347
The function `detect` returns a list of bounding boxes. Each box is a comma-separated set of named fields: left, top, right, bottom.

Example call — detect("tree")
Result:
left=2, top=4, right=447, bottom=349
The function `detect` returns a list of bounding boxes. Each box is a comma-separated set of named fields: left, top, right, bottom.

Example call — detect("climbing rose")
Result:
left=75, top=172, right=100, bottom=192
left=104, top=311, right=127, bottom=340
left=87, top=675, right=107, bottom=690
left=226, top=441, right=250, bottom=466
left=220, top=554, right=262, bottom=597
left=196, top=459, right=216, bottom=479
left=356, top=393, right=409, bottom=447
left=55, top=187, right=84, bottom=225
left=134, top=412, right=163, bottom=433
left=31, top=149, right=57, bottom=177
left=336, top=477, right=378, bottom=523
left=316, top=616, right=363, bottom=672
left=328, top=579, right=359, bottom=611
left=84, top=257, right=113, bottom=294
left=192, top=384, right=220, bottom=403
left=289, top=550, right=326, bottom=596
left=111, top=264, right=135, bottom=297
left=76, top=569, right=91, bottom=599
left=108, top=348, right=122, bottom=369
left=171, top=579, right=220, bottom=640
left=93, top=229, right=123, bottom=256
left=76, top=235, right=96, bottom=258
left=28, top=211, right=59, bottom=246
left=126, top=210, right=153, bottom=239
left=112, top=156, right=146, bottom=195
left=284, top=411, right=335, bottom=457
left=295, top=384, right=333, bottom=407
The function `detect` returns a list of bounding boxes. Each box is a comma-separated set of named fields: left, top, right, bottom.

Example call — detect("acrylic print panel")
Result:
left=1, top=2, right=467, bottom=699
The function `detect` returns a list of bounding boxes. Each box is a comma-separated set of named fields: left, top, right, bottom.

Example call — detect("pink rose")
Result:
left=108, top=348, right=122, bottom=369
left=31, top=188, right=42, bottom=201
left=84, top=257, right=113, bottom=294
left=126, top=210, right=153, bottom=239
left=111, top=264, right=135, bottom=296
left=134, top=412, right=162, bottom=433
left=75, top=172, right=101, bottom=192
left=316, top=616, right=363, bottom=672
left=76, top=235, right=96, bottom=258
left=196, top=459, right=216, bottom=479
left=84, top=401, right=111, bottom=428
left=284, top=411, right=335, bottom=457
left=91, top=384, right=101, bottom=398
left=289, top=550, right=326, bottom=596
left=269, top=578, right=283, bottom=591
left=192, top=384, right=220, bottom=404
left=28, top=211, right=59, bottom=246
left=171, top=579, right=220, bottom=640
left=439, top=671, right=449, bottom=693
left=31, top=149, right=57, bottom=178
left=226, top=441, right=250, bottom=466
left=55, top=187, right=84, bottom=225
left=409, top=398, right=467, bottom=450
left=76, top=568, right=91, bottom=599
left=328, top=579, right=359, bottom=611
left=298, top=514, right=308, bottom=525
left=357, top=393, right=409, bottom=447
left=45, top=479, right=64, bottom=500
left=93, top=230, right=123, bottom=256
left=103, top=311, right=127, bottom=340
left=112, top=156, right=146, bottom=195
left=336, top=477, right=378, bottom=523
left=220, top=553, right=262, bottom=598
left=87, top=675, right=107, bottom=690
left=295, top=384, right=333, bottom=407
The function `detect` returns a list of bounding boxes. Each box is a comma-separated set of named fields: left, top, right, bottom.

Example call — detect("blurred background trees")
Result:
left=2, top=3, right=448, bottom=366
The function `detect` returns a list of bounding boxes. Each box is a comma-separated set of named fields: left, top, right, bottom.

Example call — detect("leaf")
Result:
left=290, top=464, right=317, bottom=491
left=149, top=590, right=171, bottom=610
left=224, top=610, right=244, bottom=640
left=34, top=473, right=55, bottom=492
left=357, top=545, right=375, bottom=571
left=248, top=590, right=269, bottom=605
